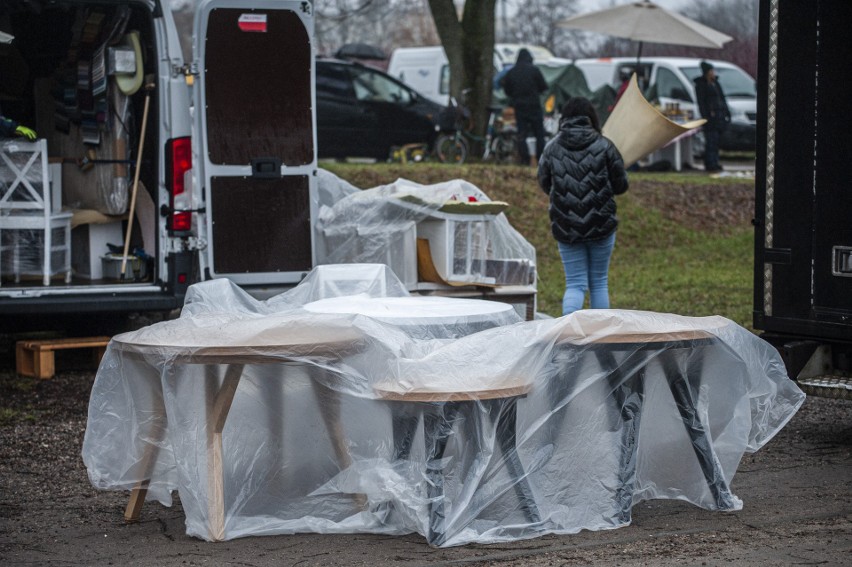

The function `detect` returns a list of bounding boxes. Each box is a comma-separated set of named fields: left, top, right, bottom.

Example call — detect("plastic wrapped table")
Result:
left=304, top=295, right=533, bottom=545
left=109, top=319, right=366, bottom=541
left=551, top=322, right=738, bottom=524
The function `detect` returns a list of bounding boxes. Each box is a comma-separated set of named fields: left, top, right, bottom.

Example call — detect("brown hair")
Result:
left=560, top=97, right=601, bottom=132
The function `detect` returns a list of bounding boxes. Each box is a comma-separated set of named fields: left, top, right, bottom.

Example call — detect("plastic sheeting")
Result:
left=83, top=264, right=805, bottom=547
left=0, top=140, right=72, bottom=281
left=315, top=172, right=536, bottom=288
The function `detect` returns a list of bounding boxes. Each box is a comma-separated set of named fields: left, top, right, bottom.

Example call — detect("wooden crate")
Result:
left=16, top=336, right=111, bottom=379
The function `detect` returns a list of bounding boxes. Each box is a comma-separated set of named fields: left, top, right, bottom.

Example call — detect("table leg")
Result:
left=589, top=347, right=646, bottom=523
left=391, top=404, right=421, bottom=461
left=674, top=139, right=682, bottom=172
left=608, top=359, right=645, bottom=522
left=311, top=380, right=351, bottom=471
left=659, top=348, right=736, bottom=510
left=310, top=377, right=368, bottom=508
left=494, top=398, right=541, bottom=524
left=421, top=398, right=540, bottom=546
left=205, top=363, right=243, bottom=542
left=422, top=402, right=459, bottom=546
left=124, top=365, right=169, bottom=522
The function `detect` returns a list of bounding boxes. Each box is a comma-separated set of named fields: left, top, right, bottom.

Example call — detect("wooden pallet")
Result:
left=16, top=336, right=111, bottom=379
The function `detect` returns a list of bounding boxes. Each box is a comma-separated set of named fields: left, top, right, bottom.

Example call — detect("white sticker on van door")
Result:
left=238, top=14, right=267, bottom=33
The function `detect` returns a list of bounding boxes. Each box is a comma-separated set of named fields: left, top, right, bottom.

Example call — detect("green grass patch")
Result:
left=323, top=163, right=755, bottom=327
left=0, top=406, right=37, bottom=425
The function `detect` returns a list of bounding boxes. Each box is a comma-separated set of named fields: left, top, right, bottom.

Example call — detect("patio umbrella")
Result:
left=558, top=1, right=732, bottom=61
left=0, top=31, right=13, bottom=44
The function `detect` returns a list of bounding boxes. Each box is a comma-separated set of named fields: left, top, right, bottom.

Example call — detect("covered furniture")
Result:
left=304, top=294, right=525, bottom=545
left=83, top=265, right=805, bottom=546
left=112, top=317, right=367, bottom=541
left=315, top=173, right=536, bottom=300
left=0, top=139, right=71, bottom=285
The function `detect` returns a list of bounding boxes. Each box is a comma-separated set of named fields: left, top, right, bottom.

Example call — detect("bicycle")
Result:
left=434, top=92, right=516, bottom=165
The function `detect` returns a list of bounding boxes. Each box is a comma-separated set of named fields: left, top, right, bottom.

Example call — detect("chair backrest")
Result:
left=0, top=139, right=52, bottom=214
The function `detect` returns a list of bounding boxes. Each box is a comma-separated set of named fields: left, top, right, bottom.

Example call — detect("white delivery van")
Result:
left=574, top=57, right=757, bottom=151
left=388, top=44, right=553, bottom=106
left=0, top=0, right=317, bottom=331
left=386, top=46, right=451, bottom=106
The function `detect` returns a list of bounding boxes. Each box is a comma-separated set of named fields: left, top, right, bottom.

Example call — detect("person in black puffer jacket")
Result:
left=538, top=97, right=628, bottom=315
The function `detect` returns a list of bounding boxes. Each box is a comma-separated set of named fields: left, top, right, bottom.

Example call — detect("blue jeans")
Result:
left=557, top=232, right=616, bottom=315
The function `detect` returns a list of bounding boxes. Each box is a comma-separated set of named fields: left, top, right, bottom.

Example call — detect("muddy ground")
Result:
left=1, top=168, right=850, bottom=565
left=1, top=363, right=849, bottom=567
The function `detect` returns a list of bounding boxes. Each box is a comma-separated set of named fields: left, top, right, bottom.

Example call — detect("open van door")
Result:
left=193, top=0, right=316, bottom=285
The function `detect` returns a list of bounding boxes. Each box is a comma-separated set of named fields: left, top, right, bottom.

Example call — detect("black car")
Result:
left=316, top=59, right=445, bottom=160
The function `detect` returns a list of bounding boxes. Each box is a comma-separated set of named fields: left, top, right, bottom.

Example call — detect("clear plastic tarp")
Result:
left=315, top=171, right=536, bottom=288
left=83, top=264, right=805, bottom=547
left=0, top=140, right=72, bottom=283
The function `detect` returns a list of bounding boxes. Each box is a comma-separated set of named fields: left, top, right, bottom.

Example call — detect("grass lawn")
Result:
left=321, top=163, right=756, bottom=328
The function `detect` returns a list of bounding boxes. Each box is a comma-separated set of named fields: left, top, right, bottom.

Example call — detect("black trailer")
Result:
left=754, top=0, right=852, bottom=399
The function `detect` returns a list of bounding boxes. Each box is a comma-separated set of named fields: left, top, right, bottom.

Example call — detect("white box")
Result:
left=416, top=216, right=496, bottom=285
left=71, top=221, right=124, bottom=279
left=356, top=221, right=417, bottom=289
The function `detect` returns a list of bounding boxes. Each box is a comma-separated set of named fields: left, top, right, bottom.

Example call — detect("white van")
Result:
left=388, top=44, right=555, bottom=106
left=0, top=0, right=317, bottom=331
left=574, top=57, right=757, bottom=151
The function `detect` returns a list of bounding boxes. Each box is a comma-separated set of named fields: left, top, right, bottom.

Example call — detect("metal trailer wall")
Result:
left=754, top=0, right=852, bottom=392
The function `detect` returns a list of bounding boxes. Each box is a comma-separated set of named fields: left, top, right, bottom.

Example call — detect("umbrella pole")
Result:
left=635, top=41, right=644, bottom=89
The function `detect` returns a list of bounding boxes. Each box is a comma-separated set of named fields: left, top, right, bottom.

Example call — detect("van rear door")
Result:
left=193, top=0, right=316, bottom=285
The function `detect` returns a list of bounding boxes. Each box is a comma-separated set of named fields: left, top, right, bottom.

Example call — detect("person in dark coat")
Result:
left=693, top=61, right=730, bottom=172
left=499, top=48, right=547, bottom=164
left=538, top=97, right=629, bottom=315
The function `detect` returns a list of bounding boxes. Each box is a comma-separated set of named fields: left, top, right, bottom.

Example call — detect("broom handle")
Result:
left=121, top=83, right=154, bottom=276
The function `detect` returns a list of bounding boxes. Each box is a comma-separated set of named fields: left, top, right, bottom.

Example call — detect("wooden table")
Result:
left=304, top=295, right=535, bottom=546
left=552, top=325, right=738, bottom=523
left=111, top=320, right=365, bottom=541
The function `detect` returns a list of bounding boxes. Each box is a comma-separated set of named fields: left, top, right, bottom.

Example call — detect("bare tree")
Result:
left=682, top=0, right=758, bottom=77
left=427, top=0, right=496, bottom=149
left=314, top=0, right=439, bottom=57
left=507, top=0, right=581, bottom=57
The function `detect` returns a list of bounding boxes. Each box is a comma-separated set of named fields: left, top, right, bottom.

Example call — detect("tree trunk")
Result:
left=427, top=0, right=496, bottom=156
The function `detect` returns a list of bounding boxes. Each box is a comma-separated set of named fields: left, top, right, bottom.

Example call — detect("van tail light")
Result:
left=166, top=137, right=192, bottom=233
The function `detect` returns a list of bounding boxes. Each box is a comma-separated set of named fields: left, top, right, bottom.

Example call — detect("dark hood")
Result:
left=516, top=48, right=533, bottom=65
left=557, top=116, right=599, bottom=151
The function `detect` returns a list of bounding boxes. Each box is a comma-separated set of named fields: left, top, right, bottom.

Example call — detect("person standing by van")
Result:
left=694, top=61, right=730, bottom=173
left=537, top=97, right=628, bottom=315
left=499, top=48, right=547, bottom=165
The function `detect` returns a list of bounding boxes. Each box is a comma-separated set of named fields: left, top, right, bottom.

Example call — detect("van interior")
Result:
left=0, top=1, right=159, bottom=290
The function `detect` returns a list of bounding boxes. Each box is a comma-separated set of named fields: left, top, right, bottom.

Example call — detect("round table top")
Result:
left=302, top=295, right=515, bottom=325
left=110, top=313, right=366, bottom=362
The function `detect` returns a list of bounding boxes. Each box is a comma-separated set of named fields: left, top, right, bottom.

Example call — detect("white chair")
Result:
left=0, top=139, right=72, bottom=286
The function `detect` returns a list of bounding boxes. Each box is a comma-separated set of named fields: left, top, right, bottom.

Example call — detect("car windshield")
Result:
left=681, top=66, right=757, bottom=98
left=349, top=67, right=412, bottom=104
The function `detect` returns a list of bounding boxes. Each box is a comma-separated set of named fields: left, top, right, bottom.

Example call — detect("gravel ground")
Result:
left=1, top=364, right=850, bottom=567
left=2, top=168, right=850, bottom=565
